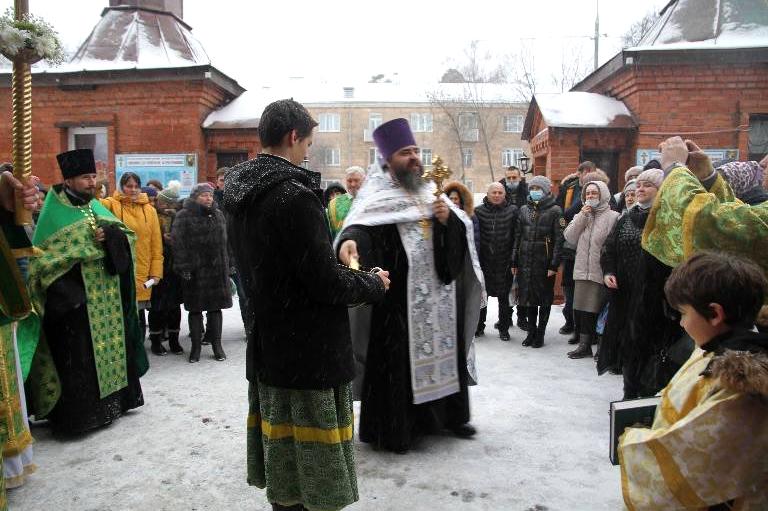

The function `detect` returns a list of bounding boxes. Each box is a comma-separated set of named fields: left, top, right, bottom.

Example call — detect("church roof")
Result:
left=630, top=0, right=768, bottom=51
left=58, top=6, right=210, bottom=72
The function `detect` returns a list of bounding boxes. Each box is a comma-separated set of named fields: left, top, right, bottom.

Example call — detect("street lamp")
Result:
left=519, top=152, right=530, bottom=174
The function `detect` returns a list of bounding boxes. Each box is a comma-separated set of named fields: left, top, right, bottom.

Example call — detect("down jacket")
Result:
left=101, top=191, right=163, bottom=302
left=564, top=180, right=619, bottom=285
left=511, top=194, right=564, bottom=306
left=474, top=197, right=517, bottom=297
left=171, top=199, right=233, bottom=312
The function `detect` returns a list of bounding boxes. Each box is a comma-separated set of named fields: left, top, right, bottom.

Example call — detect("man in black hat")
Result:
left=25, top=149, right=148, bottom=434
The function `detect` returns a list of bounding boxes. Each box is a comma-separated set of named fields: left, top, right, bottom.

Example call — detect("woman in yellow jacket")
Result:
left=102, top=172, right=164, bottom=354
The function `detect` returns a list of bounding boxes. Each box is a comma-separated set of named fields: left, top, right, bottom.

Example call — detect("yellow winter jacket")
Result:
left=101, top=191, right=163, bottom=302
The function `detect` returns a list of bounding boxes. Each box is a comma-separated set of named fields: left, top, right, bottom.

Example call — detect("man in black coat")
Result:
left=474, top=182, right=518, bottom=341
left=498, top=165, right=528, bottom=208
left=224, top=99, right=388, bottom=511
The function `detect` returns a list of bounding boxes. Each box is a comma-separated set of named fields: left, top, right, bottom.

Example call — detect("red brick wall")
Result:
left=592, top=63, right=768, bottom=160
left=204, top=129, right=260, bottom=179
left=0, top=79, right=231, bottom=187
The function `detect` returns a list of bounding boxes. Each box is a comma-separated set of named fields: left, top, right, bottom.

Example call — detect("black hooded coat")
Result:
left=223, top=154, right=385, bottom=390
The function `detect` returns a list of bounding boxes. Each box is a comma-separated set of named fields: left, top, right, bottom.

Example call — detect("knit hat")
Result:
left=528, top=175, right=552, bottom=195
left=717, top=161, right=764, bottom=199
left=141, top=186, right=158, bottom=198
left=624, top=166, right=643, bottom=182
left=582, top=169, right=610, bottom=185
left=57, top=149, right=96, bottom=179
left=636, top=168, right=664, bottom=189
left=157, top=185, right=179, bottom=203
left=190, top=182, right=214, bottom=198
left=623, top=179, right=637, bottom=193
left=373, top=118, right=417, bottom=160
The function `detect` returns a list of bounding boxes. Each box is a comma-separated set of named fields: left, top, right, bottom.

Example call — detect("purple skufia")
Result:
left=373, top=118, right=417, bottom=160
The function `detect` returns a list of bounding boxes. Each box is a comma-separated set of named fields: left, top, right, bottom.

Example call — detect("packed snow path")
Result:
left=10, top=299, right=624, bottom=510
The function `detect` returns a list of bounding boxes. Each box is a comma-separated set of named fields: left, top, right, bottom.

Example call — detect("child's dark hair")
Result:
left=258, top=99, right=318, bottom=148
left=665, top=251, right=767, bottom=328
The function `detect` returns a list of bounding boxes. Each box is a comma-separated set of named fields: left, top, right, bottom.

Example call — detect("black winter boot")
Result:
left=189, top=313, right=203, bottom=363
left=568, top=334, right=593, bottom=359
left=167, top=331, right=183, bottom=354
left=532, top=307, right=551, bottom=348
left=208, top=311, right=226, bottom=361
left=149, top=333, right=167, bottom=356
left=521, top=307, right=536, bottom=346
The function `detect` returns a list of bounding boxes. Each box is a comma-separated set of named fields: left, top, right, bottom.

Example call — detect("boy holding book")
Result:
left=620, top=251, right=768, bottom=510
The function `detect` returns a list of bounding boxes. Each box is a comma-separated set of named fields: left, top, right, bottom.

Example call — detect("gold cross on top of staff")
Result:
left=422, top=155, right=452, bottom=199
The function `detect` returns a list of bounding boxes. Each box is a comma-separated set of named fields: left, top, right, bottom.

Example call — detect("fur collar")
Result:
left=704, top=330, right=768, bottom=398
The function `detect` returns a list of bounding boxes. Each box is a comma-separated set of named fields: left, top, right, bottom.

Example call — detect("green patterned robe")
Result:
left=642, top=166, right=768, bottom=280
left=327, top=194, right=354, bottom=239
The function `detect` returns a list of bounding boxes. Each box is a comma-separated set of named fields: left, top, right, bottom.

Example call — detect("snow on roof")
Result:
left=202, top=81, right=526, bottom=130
left=51, top=8, right=209, bottom=73
left=534, top=92, right=635, bottom=129
left=629, top=0, right=768, bottom=51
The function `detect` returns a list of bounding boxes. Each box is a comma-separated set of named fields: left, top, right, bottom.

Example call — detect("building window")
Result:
left=323, top=147, right=341, bottom=166
left=410, top=113, right=433, bottom=132
left=462, top=148, right=473, bottom=167
left=318, top=113, right=341, bottom=132
left=503, top=114, right=524, bottom=133
left=464, top=179, right=474, bottom=192
left=368, top=113, right=383, bottom=131
left=216, top=152, right=248, bottom=169
left=68, top=126, right=109, bottom=167
left=502, top=148, right=524, bottom=167
left=420, top=148, right=433, bottom=167
left=749, top=114, right=768, bottom=161
left=458, top=112, right=478, bottom=130
left=369, top=147, right=381, bottom=166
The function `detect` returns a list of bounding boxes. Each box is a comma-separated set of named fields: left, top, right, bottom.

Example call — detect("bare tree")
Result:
left=622, top=10, right=660, bottom=48
left=504, top=41, right=538, bottom=102
left=550, top=46, right=591, bottom=93
left=426, top=89, right=468, bottom=181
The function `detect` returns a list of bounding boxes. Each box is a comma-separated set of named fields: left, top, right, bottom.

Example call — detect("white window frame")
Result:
left=462, top=147, right=473, bottom=168
left=68, top=126, right=109, bottom=164
left=410, top=112, right=433, bottom=133
left=323, top=147, right=341, bottom=166
left=368, top=147, right=381, bottom=166
left=458, top=112, right=479, bottom=131
left=368, top=113, right=383, bottom=131
left=503, top=114, right=524, bottom=133
left=318, top=113, right=341, bottom=132
left=501, top=148, right=524, bottom=167
left=420, top=148, right=433, bottom=167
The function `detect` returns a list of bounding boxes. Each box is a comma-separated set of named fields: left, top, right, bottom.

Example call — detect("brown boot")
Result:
left=567, top=334, right=593, bottom=359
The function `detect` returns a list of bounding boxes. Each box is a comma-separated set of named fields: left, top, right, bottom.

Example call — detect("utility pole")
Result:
left=594, top=0, right=600, bottom=70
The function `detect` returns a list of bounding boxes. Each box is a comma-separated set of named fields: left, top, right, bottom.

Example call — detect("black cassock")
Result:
left=38, top=225, right=145, bottom=435
left=338, top=211, right=471, bottom=453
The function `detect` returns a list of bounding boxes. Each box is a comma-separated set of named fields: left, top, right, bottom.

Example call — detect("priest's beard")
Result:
left=391, top=161, right=424, bottom=191
left=64, top=185, right=95, bottom=204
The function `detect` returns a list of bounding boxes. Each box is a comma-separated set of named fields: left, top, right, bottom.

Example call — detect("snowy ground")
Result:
left=9, top=298, right=625, bottom=511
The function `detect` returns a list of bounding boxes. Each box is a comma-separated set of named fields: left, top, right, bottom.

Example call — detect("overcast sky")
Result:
left=3, top=0, right=667, bottom=90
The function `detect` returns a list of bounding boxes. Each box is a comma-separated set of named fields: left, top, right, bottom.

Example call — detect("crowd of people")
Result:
left=0, top=97, right=767, bottom=510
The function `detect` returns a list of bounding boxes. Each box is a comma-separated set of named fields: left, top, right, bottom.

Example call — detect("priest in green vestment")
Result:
left=642, top=137, right=768, bottom=281
left=0, top=167, right=41, bottom=506
left=327, top=166, right=366, bottom=239
left=26, top=150, right=148, bottom=435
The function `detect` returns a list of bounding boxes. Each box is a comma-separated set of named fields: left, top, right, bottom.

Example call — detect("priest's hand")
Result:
left=604, top=274, right=618, bottom=289
left=659, top=136, right=689, bottom=171
left=339, top=240, right=359, bottom=267
left=0, top=168, right=39, bottom=213
left=94, top=227, right=106, bottom=243
left=433, top=200, right=450, bottom=225
left=684, top=140, right=715, bottom=182
left=547, top=270, right=557, bottom=277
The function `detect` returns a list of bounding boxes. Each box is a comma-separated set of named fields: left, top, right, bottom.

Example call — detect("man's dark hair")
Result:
left=258, top=99, right=318, bottom=148
left=119, top=172, right=141, bottom=188
left=577, top=161, right=596, bottom=173
left=146, top=179, right=163, bottom=190
left=507, top=165, right=520, bottom=172
left=665, top=251, right=767, bottom=327
left=216, top=167, right=229, bottom=178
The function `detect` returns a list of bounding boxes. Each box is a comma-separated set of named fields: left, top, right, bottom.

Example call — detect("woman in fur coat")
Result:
left=172, top=183, right=233, bottom=362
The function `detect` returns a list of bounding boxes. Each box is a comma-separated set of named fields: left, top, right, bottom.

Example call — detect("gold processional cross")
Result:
left=419, top=155, right=453, bottom=240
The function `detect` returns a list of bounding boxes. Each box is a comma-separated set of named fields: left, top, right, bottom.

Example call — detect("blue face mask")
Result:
left=529, top=190, right=544, bottom=202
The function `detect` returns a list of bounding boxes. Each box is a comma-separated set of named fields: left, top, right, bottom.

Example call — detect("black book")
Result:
left=609, top=396, right=661, bottom=465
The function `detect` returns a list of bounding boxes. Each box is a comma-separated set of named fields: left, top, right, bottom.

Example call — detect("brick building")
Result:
left=204, top=82, right=530, bottom=192
left=522, top=0, right=768, bottom=193
left=0, top=0, right=247, bottom=190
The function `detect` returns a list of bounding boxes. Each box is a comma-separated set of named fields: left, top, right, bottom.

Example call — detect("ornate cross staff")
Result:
left=10, top=0, right=33, bottom=225
left=422, top=155, right=452, bottom=198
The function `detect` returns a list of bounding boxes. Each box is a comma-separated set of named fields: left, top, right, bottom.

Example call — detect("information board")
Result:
left=636, top=148, right=739, bottom=167
left=115, top=153, right=198, bottom=197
